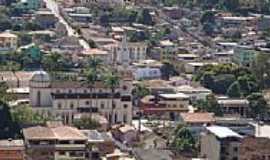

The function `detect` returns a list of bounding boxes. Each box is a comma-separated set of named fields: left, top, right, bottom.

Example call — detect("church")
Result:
left=29, top=70, right=133, bottom=125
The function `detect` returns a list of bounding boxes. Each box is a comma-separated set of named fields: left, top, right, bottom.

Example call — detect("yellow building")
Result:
left=0, top=32, right=18, bottom=51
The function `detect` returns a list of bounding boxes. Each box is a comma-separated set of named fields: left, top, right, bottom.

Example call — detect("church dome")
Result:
left=31, top=71, right=50, bottom=82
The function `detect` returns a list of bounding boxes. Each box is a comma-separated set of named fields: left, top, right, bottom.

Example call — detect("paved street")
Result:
left=43, top=0, right=90, bottom=49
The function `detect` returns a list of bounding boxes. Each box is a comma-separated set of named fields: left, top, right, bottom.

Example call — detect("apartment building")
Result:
left=0, top=139, right=25, bottom=160
left=201, top=126, right=243, bottom=160
left=23, top=126, right=87, bottom=160
left=140, top=93, right=190, bottom=120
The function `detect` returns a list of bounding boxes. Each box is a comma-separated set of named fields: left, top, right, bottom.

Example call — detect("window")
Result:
left=115, top=113, right=118, bottom=123
left=57, top=103, right=62, bottom=109
left=233, top=147, right=238, bottom=152
left=232, top=157, right=238, bottom=160
left=56, top=90, right=60, bottom=93
left=123, top=104, right=128, bottom=109
left=37, top=91, right=41, bottom=106
left=122, top=85, right=127, bottom=90
left=123, top=114, right=127, bottom=123
left=100, top=102, right=105, bottom=109
left=59, top=151, right=65, bottom=156
left=85, top=101, right=90, bottom=105
left=84, top=90, right=87, bottom=93
left=70, top=103, right=74, bottom=109
left=68, top=89, right=72, bottom=93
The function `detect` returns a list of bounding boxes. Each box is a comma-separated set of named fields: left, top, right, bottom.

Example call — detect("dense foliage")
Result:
left=171, top=124, right=195, bottom=152
left=194, top=64, right=259, bottom=97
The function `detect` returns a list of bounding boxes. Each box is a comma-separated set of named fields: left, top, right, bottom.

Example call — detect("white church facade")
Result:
left=29, top=71, right=133, bottom=125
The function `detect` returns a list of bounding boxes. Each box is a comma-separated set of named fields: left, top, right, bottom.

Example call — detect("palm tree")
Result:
left=103, top=71, right=120, bottom=125
left=83, top=68, right=97, bottom=120
left=133, top=83, right=150, bottom=132
left=86, top=57, right=103, bottom=111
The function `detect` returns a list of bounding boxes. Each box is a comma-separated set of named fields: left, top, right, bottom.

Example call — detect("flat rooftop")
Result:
left=206, top=126, right=242, bottom=138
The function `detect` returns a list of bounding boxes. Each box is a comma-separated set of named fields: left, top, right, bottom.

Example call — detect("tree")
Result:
left=11, top=105, right=47, bottom=126
left=42, top=52, right=70, bottom=72
left=171, top=124, right=195, bottom=152
left=103, top=71, right=120, bottom=125
left=252, top=53, right=270, bottom=89
left=83, top=68, right=97, bottom=120
left=73, top=116, right=101, bottom=130
left=18, top=33, right=32, bottom=46
left=247, top=93, right=268, bottom=120
left=0, top=81, right=13, bottom=102
left=0, top=101, right=20, bottom=139
left=200, top=11, right=215, bottom=24
left=227, top=81, right=241, bottom=98
left=133, top=83, right=150, bottom=101
left=136, top=9, right=154, bottom=26
left=196, top=94, right=223, bottom=116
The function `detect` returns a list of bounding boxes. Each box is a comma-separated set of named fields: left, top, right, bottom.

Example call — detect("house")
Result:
left=35, top=10, right=57, bottom=28
left=217, top=98, right=249, bottom=118
left=75, top=0, right=124, bottom=8
left=132, top=59, right=162, bottom=80
left=233, top=45, right=257, bottom=67
left=29, top=71, right=133, bottom=125
left=239, top=137, right=270, bottom=160
left=0, top=32, right=18, bottom=52
left=179, top=112, right=215, bottom=137
left=81, top=49, right=113, bottom=64
left=216, top=16, right=257, bottom=28
left=201, top=126, right=243, bottom=160
left=215, top=117, right=255, bottom=136
left=176, top=53, right=199, bottom=62
left=184, top=62, right=218, bottom=74
left=111, top=124, right=138, bottom=145
left=0, top=71, right=34, bottom=88
left=81, top=130, right=115, bottom=155
left=55, top=36, right=83, bottom=53
left=162, top=6, right=182, bottom=19
left=175, top=85, right=212, bottom=101
left=23, top=126, right=88, bottom=160
left=213, top=50, right=233, bottom=64
left=140, top=93, right=190, bottom=120
left=142, top=79, right=175, bottom=94
left=17, top=0, right=41, bottom=10
left=0, top=139, right=25, bottom=160
left=68, top=13, right=92, bottom=23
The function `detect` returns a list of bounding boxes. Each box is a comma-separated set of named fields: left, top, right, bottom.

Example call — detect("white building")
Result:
left=201, top=126, right=242, bottom=160
left=132, top=60, right=162, bottom=80
left=29, top=71, right=133, bottom=125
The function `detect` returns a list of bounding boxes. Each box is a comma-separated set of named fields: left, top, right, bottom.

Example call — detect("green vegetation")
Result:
left=99, top=7, right=154, bottom=26
left=73, top=116, right=101, bottom=130
left=195, top=94, right=223, bottom=116
left=194, top=64, right=258, bottom=97
left=0, top=101, right=20, bottom=139
left=171, top=124, right=195, bottom=152
left=159, top=0, right=270, bottom=13
left=247, top=93, right=268, bottom=120
left=11, top=105, right=48, bottom=126
left=103, top=71, right=120, bottom=124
